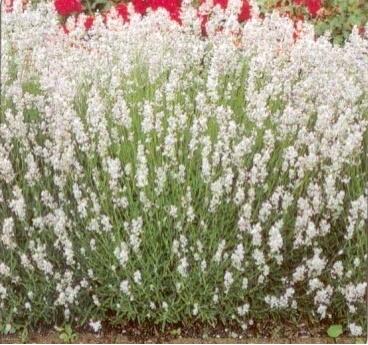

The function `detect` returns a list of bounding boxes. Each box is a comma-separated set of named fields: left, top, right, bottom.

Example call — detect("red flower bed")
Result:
left=52, top=0, right=325, bottom=34
left=7, top=0, right=363, bottom=43
left=294, top=0, right=321, bottom=17
left=55, top=0, right=253, bottom=29
left=55, top=0, right=83, bottom=16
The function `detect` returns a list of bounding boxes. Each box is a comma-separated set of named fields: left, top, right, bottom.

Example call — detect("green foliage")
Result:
left=259, top=0, right=368, bottom=44
left=83, top=0, right=112, bottom=15
left=20, top=327, right=29, bottom=344
left=56, top=325, right=78, bottom=344
left=314, top=0, right=368, bottom=44
left=1, top=324, right=16, bottom=336
left=327, top=324, right=343, bottom=338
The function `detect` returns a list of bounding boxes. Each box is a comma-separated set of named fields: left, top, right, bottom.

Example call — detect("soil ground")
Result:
left=0, top=332, right=364, bottom=344
left=0, top=320, right=365, bottom=344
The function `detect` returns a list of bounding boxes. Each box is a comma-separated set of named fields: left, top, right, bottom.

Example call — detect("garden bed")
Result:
left=0, top=1, right=367, bottom=340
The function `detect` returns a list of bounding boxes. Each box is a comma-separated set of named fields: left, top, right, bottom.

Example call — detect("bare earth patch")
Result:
left=0, top=320, right=365, bottom=343
left=0, top=332, right=362, bottom=344
left=0, top=328, right=365, bottom=344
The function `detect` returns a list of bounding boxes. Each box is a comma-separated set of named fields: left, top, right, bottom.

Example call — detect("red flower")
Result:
left=116, top=3, right=130, bottom=21
left=4, top=0, right=13, bottom=12
left=54, top=0, right=83, bottom=16
left=238, top=0, right=251, bottom=22
left=305, top=0, right=321, bottom=16
left=293, top=0, right=321, bottom=17
left=213, top=0, right=227, bottom=9
left=149, top=0, right=182, bottom=22
left=199, top=13, right=208, bottom=36
left=132, top=0, right=150, bottom=14
left=145, top=0, right=181, bottom=22
left=84, top=15, right=94, bottom=30
left=168, top=8, right=181, bottom=22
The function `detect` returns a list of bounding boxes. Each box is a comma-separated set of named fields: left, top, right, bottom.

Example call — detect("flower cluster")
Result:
left=55, top=0, right=83, bottom=16
left=293, top=0, right=321, bottom=17
left=52, top=0, right=322, bottom=33
left=54, top=0, right=252, bottom=29
left=1, top=1, right=367, bottom=337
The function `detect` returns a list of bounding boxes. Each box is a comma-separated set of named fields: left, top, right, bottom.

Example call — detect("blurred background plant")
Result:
left=13, top=0, right=367, bottom=43
left=257, top=0, right=368, bottom=44
left=314, top=0, right=367, bottom=44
